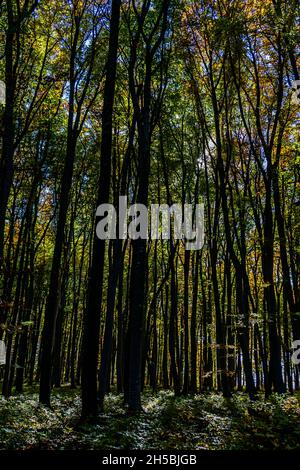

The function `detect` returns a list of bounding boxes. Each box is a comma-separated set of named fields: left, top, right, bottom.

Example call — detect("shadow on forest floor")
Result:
left=0, top=387, right=300, bottom=450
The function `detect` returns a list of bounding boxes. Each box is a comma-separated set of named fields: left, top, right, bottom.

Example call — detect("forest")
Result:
left=0, top=0, right=300, bottom=453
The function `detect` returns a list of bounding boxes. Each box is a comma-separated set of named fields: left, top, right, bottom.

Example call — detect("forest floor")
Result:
left=0, top=387, right=300, bottom=450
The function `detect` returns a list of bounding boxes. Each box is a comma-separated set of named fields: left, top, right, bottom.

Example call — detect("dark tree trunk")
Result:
left=81, top=0, right=121, bottom=420
left=39, top=10, right=81, bottom=404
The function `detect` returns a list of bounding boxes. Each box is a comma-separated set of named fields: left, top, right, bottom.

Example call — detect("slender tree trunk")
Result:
left=81, top=0, right=121, bottom=420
